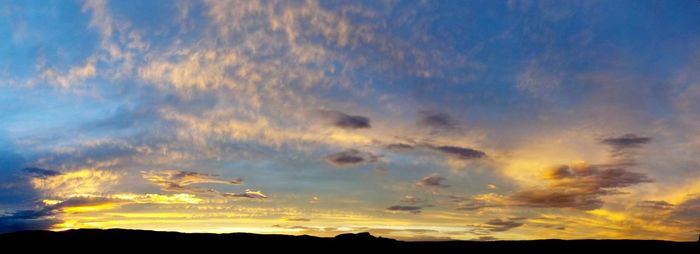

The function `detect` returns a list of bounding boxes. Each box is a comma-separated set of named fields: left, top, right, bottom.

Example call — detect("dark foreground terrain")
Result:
left=1, top=229, right=698, bottom=253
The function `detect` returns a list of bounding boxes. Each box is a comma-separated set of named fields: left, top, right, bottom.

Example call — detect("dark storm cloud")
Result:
left=318, top=110, right=371, bottom=130
left=0, top=209, right=59, bottom=233
left=429, top=145, right=486, bottom=160
left=509, top=163, right=652, bottom=210
left=22, top=167, right=62, bottom=179
left=417, top=111, right=459, bottom=133
left=323, top=149, right=378, bottom=167
left=600, top=134, right=652, bottom=156
left=484, top=218, right=525, bottom=232
left=415, top=173, right=449, bottom=188
left=386, top=205, right=423, bottom=214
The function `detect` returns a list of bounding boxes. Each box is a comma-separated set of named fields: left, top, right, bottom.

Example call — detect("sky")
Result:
left=1, top=0, right=700, bottom=241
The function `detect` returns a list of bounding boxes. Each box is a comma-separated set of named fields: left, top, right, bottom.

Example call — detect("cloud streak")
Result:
left=318, top=110, right=371, bottom=130
left=323, top=149, right=378, bottom=167
left=416, top=173, right=449, bottom=188
left=600, top=134, right=652, bottom=157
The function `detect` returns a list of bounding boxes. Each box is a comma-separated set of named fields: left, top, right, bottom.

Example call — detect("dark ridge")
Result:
left=0, top=229, right=697, bottom=253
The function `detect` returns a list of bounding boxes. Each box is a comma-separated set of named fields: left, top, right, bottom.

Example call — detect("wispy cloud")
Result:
left=416, top=173, right=449, bottom=188
left=417, top=111, right=460, bottom=133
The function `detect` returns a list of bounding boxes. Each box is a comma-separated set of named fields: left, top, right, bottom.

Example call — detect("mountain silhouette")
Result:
left=0, top=229, right=697, bottom=253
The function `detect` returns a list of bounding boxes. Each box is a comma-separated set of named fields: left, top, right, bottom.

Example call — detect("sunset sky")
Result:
left=2, top=0, right=700, bottom=241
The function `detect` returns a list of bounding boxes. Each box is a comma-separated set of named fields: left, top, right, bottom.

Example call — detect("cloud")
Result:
left=386, top=205, right=422, bottom=214
left=35, top=139, right=151, bottom=170
left=428, top=145, right=486, bottom=160
left=637, top=200, right=675, bottom=211
left=385, top=143, right=414, bottom=151
left=38, top=59, right=97, bottom=90
left=483, top=218, right=525, bottom=232
left=0, top=209, right=59, bottom=233
left=323, top=149, right=377, bottom=167
left=142, top=170, right=244, bottom=193
left=284, top=217, right=311, bottom=222
left=22, top=167, right=62, bottom=179
left=221, top=189, right=268, bottom=199
left=417, top=111, right=460, bottom=133
left=416, top=173, right=449, bottom=188
left=0, top=192, right=207, bottom=233
left=0, top=196, right=125, bottom=233
left=450, top=194, right=502, bottom=211
left=399, top=195, right=424, bottom=204
left=509, top=162, right=652, bottom=210
left=600, top=134, right=652, bottom=156
left=318, top=110, right=371, bottom=130
left=29, top=168, right=121, bottom=198
left=475, top=236, right=498, bottom=241
left=45, top=196, right=125, bottom=213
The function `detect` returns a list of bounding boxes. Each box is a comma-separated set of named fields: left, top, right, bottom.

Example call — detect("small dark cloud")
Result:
left=475, top=236, right=498, bottom=241
left=484, top=218, right=525, bottom=232
left=386, top=205, right=422, bottom=214
left=430, top=145, right=486, bottom=160
left=600, top=134, right=652, bottom=156
left=417, top=111, right=459, bottom=133
left=22, top=167, right=62, bottom=179
left=385, top=143, right=414, bottom=151
left=318, top=110, right=371, bottom=130
left=638, top=200, right=675, bottom=211
left=455, top=201, right=498, bottom=211
left=448, top=195, right=502, bottom=211
left=324, top=149, right=376, bottom=167
left=416, top=173, right=449, bottom=188
left=284, top=217, right=311, bottom=222
left=537, top=224, right=567, bottom=231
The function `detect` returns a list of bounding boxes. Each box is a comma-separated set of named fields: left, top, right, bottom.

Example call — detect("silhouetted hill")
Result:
left=0, top=229, right=697, bottom=253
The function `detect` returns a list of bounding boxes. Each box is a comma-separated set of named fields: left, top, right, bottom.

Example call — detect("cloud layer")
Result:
left=1, top=0, right=699, bottom=241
